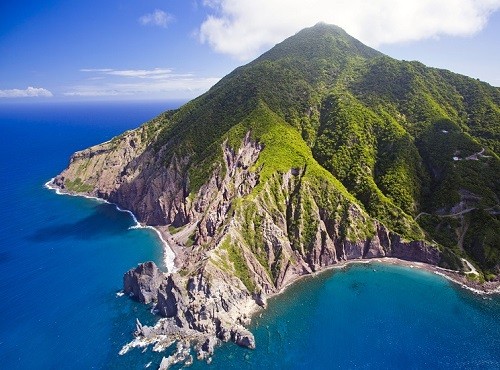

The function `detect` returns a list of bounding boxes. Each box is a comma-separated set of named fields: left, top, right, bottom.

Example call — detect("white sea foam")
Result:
left=116, top=291, right=125, bottom=297
left=45, top=178, right=107, bottom=204
left=129, top=223, right=177, bottom=273
left=44, top=178, right=177, bottom=273
left=432, top=271, right=500, bottom=295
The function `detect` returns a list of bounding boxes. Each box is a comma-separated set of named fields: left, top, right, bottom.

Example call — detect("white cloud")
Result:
left=64, top=68, right=220, bottom=98
left=107, top=68, right=172, bottom=78
left=139, top=9, right=174, bottom=28
left=198, top=0, right=500, bottom=60
left=80, top=68, right=113, bottom=72
left=80, top=68, right=194, bottom=80
left=0, top=86, right=53, bottom=98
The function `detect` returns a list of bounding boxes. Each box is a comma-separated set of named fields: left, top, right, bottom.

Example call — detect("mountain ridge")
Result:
left=50, top=23, right=500, bottom=363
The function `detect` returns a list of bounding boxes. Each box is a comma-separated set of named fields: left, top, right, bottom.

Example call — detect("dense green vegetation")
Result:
left=150, top=23, right=499, bottom=277
left=65, top=177, right=93, bottom=193
left=312, top=92, right=424, bottom=239
left=220, top=238, right=256, bottom=292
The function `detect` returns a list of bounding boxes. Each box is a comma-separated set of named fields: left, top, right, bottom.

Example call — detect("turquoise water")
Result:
left=194, top=264, right=500, bottom=369
left=0, top=102, right=499, bottom=369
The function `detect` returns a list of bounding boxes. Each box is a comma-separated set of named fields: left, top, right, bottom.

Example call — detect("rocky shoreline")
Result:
left=157, top=221, right=500, bottom=297
left=46, top=109, right=499, bottom=370
left=120, top=261, right=259, bottom=366
left=47, top=176, right=499, bottom=369
left=118, top=255, right=499, bottom=368
left=305, top=257, right=500, bottom=296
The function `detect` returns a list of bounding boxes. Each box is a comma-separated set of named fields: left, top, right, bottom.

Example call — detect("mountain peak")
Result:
left=305, top=21, right=349, bottom=35
left=257, top=22, right=382, bottom=63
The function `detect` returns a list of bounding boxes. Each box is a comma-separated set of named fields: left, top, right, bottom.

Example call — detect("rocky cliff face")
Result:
left=53, top=118, right=191, bottom=226
left=122, top=261, right=256, bottom=362
left=51, top=125, right=442, bottom=364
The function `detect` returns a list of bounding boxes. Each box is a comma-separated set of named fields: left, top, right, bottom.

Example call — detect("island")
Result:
left=49, top=23, right=500, bottom=367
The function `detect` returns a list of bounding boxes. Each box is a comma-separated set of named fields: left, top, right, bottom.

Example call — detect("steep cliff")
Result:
left=51, top=23, right=500, bottom=362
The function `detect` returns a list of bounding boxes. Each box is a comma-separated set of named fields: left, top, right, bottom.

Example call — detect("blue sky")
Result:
left=1, top=0, right=499, bottom=101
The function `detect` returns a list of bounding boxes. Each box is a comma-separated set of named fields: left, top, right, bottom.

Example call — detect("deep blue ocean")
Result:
left=0, top=102, right=499, bottom=369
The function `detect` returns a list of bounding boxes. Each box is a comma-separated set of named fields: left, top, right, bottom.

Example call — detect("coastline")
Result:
left=44, top=178, right=177, bottom=273
left=44, top=178, right=499, bottom=296
left=152, top=225, right=193, bottom=269
left=274, top=257, right=500, bottom=298
left=46, top=176, right=499, bottom=368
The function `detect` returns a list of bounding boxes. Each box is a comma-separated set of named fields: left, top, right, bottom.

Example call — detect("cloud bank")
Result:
left=65, top=68, right=220, bottom=98
left=198, top=0, right=500, bottom=59
left=0, top=86, right=53, bottom=98
left=80, top=68, right=185, bottom=79
left=139, top=9, right=174, bottom=28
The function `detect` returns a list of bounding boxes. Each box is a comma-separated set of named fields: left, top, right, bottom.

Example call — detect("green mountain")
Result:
left=52, top=23, right=500, bottom=356
left=54, top=23, right=499, bottom=294
left=55, top=24, right=500, bottom=278
left=160, top=24, right=498, bottom=273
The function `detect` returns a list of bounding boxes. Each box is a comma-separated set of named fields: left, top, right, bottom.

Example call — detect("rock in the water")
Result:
left=253, top=291, right=267, bottom=308
left=135, top=318, right=154, bottom=338
left=123, top=261, right=164, bottom=304
left=232, top=327, right=256, bottom=349
left=201, top=337, right=217, bottom=355
left=158, top=356, right=170, bottom=370
left=134, top=318, right=143, bottom=336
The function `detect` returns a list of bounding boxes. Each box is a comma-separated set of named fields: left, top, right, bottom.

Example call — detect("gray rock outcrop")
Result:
left=121, top=261, right=258, bottom=363
left=123, top=261, right=164, bottom=304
